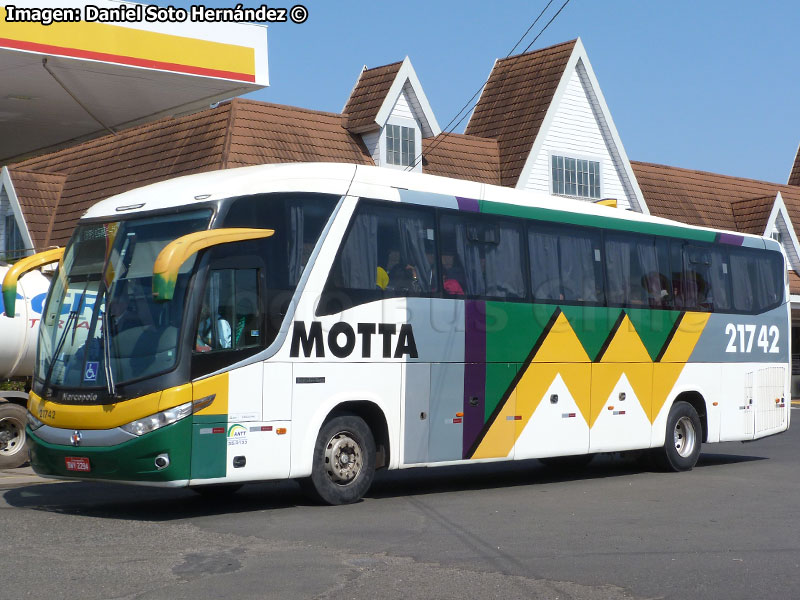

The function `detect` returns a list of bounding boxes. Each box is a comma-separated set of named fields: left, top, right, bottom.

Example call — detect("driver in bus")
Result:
left=195, top=305, right=231, bottom=352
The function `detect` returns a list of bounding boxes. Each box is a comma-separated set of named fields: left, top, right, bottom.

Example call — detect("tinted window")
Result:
left=729, top=248, right=784, bottom=313
left=528, top=223, right=603, bottom=304
left=605, top=233, right=670, bottom=308
left=320, top=201, right=437, bottom=314
left=440, top=214, right=525, bottom=299
left=223, top=193, right=338, bottom=289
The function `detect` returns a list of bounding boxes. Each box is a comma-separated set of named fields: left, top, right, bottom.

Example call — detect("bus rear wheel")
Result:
left=307, top=415, right=375, bottom=505
left=654, top=401, right=702, bottom=472
left=0, top=403, right=29, bottom=469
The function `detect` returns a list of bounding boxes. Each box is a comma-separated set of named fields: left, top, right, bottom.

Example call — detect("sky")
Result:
left=167, top=0, right=800, bottom=184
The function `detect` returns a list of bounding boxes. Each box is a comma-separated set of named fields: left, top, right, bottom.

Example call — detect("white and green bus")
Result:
left=8, top=163, right=789, bottom=504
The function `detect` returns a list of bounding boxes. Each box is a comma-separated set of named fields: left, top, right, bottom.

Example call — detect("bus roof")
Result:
left=82, top=162, right=776, bottom=250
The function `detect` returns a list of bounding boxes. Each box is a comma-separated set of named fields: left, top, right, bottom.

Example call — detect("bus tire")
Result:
left=308, top=415, right=375, bottom=505
left=0, top=402, right=29, bottom=469
left=654, top=401, right=702, bottom=472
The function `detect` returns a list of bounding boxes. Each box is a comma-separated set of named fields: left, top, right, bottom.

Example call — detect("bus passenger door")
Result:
left=402, top=363, right=429, bottom=464
left=428, top=363, right=469, bottom=462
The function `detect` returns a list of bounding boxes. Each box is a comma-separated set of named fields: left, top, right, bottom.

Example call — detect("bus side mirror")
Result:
left=2, top=247, right=64, bottom=317
left=152, top=228, right=274, bottom=301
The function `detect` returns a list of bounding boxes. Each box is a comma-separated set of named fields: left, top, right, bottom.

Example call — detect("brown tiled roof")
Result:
left=7, top=171, right=66, bottom=249
left=631, top=161, right=800, bottom=238
left=422, top=133, right=500, bottom=185
left=342, top=61, right=403, bottom=133
left=8, top=99, right=373, bottom=247
left=465, top=40, right=576, bottom=187
left=12, top=105, right=232, bottom=246
left=225, top=100, right=371, bottom=167
left=790, top=143, right=800, bottom=186
left=730, top=195, right=775, bottom=235
left=789, top=270, right=800, bottom=295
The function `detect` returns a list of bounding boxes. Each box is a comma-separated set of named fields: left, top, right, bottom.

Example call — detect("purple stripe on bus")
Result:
left=463, top=300, right=486, bottom=458
left=456, top=197, right=480, bottom=212
left=717, top=232, right=743, bottom=246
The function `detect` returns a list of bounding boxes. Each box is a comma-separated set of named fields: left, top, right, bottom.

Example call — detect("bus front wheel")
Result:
left=0, top=402, right=29, bottom=469
left=307, top=415, right=375, bottom=505
left=654, top=401, right=702, bottom=472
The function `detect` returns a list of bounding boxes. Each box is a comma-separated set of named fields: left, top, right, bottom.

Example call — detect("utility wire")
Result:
left=406, top=0, right=570, bottom=171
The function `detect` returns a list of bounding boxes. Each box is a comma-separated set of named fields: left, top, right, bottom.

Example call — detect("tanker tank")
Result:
left=0, top=264, right=50, bottom=468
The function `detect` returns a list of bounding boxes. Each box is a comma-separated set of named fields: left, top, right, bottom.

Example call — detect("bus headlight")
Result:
left=120, top=402, right=193, bottom=436
left=27, top=412, right=44, bottom=431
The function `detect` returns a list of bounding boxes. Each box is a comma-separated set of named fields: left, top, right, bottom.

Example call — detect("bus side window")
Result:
left=730, top=248, right=783, bottom=314
left=440, top=214, right=525, bottom=300
left=528, top=223, right=603, bottom=304
left=605, top=233, right=662, bottom=308
left=319, top=200, right=437, bottom=314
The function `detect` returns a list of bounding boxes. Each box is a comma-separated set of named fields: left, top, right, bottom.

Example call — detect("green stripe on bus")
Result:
left=191, top=414, right=228, bottom=480
left=478, top=200, right=717, bottom=242
left=560, top=306, right=624, bottom=362
left=625, top=308, right=682, bottom=361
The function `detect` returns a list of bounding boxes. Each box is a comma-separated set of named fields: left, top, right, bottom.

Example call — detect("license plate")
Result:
left=65, top=457, right=91, bottom=472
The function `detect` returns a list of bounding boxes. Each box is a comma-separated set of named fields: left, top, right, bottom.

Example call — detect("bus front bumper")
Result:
left=27, top=417, right=192, bottom=483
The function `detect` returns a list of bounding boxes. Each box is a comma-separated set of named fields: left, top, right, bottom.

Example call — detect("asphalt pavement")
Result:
left=3, top=417, right=800, bottom=600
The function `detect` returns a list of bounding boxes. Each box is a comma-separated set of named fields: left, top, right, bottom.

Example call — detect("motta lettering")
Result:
left=290, top=322, right=418, bottom=359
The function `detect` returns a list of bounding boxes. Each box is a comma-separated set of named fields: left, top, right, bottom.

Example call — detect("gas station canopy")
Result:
left=0, top=0, right=268, bottom=163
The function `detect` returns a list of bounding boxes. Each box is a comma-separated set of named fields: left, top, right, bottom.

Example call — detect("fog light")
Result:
left=154, top=453, right=170, bottom=470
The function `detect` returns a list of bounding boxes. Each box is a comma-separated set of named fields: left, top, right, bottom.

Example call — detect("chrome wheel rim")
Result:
left=673, top=416, right=697, bottom=458
left=0, top=416, right=25, bottom=457
left=324, top=431, right=363, bottom=485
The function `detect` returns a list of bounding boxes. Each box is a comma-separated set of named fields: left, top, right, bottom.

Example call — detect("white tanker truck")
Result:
left=0, top=264, right=51, bottom=468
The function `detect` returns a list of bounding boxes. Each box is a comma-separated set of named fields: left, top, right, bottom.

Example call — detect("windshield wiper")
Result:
left=101, top=291, right=116, bottom=398
left=41, top=308, right=79, bottom=399
left=41, top=275, right=91, bottom=399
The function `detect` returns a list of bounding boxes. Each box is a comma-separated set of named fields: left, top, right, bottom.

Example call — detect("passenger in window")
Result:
left=376, top=266, right=389, bottom=290
left=642, top=271, right=671, bottom=308
left=196, top=305, right=231, bottom=352
left=441, top=253, right=465, bottom=296
left=387, top=263, right=420, bottom=292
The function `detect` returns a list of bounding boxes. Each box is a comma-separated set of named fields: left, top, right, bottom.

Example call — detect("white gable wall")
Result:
left=520, top=59, right=633, bottom=210
left=361, top=130, right=381, bottom=166
left=0, top=171, right=34, bottom=259
left=366, top=84, right=423, bottom=172
left=0, top=184, right=10, bottom=254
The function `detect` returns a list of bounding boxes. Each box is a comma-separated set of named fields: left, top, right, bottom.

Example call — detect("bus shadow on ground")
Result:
left=2, top=451, right=766, bottom=521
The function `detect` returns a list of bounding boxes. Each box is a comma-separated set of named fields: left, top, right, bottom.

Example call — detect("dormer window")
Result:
left=552, top=154, right=601, bottom=199
left=386, top=124, right=416, bottom=167
left=3, top=214, right=24, bottom=260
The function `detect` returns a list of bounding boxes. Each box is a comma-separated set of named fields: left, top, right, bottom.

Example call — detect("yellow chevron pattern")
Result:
left=472, top=311, right=710, bottom=459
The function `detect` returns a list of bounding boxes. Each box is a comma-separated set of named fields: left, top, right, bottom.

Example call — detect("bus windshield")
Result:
left=36, top=210, right=212, bottom=390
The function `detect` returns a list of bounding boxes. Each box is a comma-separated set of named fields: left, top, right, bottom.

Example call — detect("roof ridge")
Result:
left=630, top=160, right=792, bottom=188
left=220, top=99, right=239, bottom=169
left=360, top=60, right=403, bottom=74
left=235, top=98, right=348, bottom=119
left=495, top=38, right=577, bottom=63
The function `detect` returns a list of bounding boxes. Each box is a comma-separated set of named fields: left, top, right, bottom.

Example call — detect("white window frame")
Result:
left=550, top=152, right=603, bottom=200
left=381, top=117, right=420, bottom=171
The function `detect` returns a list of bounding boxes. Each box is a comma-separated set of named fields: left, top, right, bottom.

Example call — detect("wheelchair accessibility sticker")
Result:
left=84, top=361, right=99, bottom=382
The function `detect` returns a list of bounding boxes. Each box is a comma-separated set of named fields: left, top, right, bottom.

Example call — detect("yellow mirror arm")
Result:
left=152, top=228, right=274, bottom=301
left=2, top=247, right=64, bottom=317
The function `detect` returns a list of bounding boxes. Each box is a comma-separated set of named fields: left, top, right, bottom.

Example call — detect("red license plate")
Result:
left=65, top=457, right=91, bottom=472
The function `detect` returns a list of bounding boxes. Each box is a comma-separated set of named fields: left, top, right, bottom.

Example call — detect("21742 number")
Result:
left=724, top=323, right=779, bottom=354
